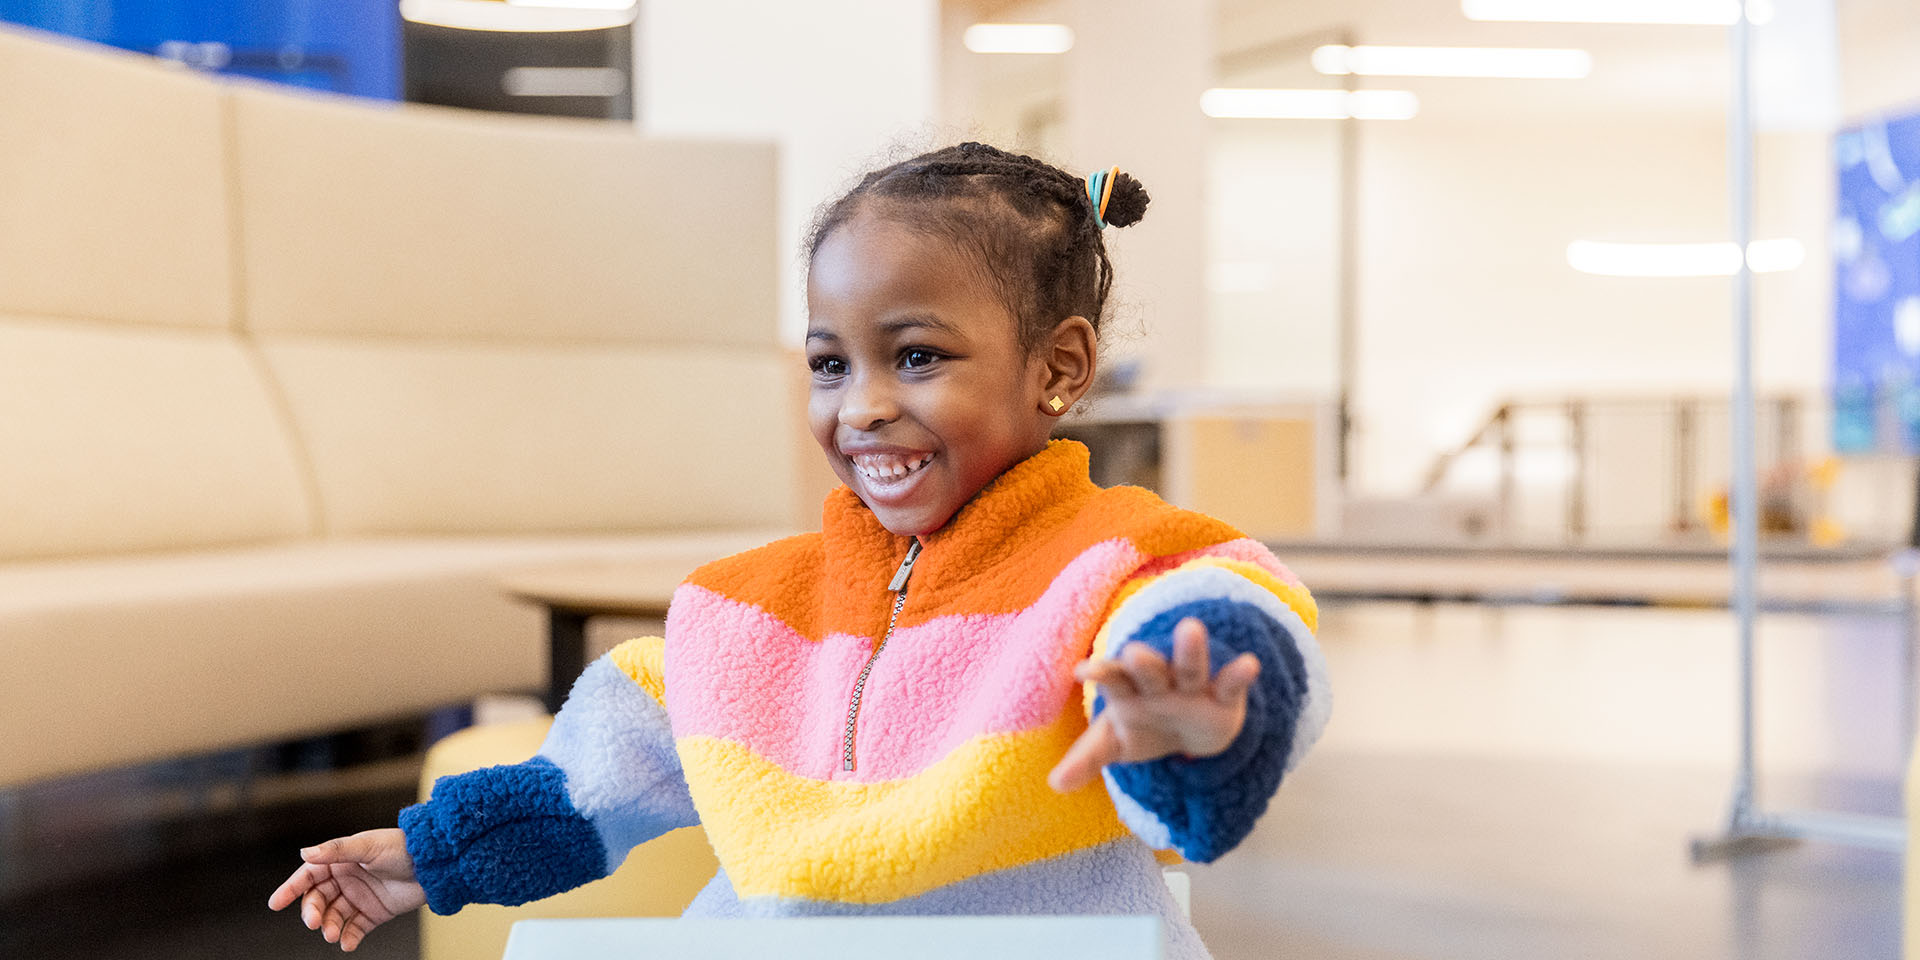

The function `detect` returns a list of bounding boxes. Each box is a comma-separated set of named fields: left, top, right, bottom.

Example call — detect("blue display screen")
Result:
left=0, top=0, right=399, bottom=100
left=1835, top=112, right=1920, bottom=452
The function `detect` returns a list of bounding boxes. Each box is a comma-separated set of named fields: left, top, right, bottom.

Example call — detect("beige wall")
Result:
left=638, top=0, right=940, bottom=345
left=1350, top=119, right=1830, bottom=493
left=1838, top=0, right=1920, bottom=119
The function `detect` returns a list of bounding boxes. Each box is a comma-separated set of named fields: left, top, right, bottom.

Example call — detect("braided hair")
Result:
left=804, top=141, right=1150, bottom=352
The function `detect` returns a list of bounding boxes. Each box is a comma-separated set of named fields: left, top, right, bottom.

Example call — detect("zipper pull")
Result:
left=887, top=538, right=922, bottom=593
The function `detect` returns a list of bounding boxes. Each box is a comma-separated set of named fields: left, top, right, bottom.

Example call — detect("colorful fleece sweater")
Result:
left=399, top=441, right=1329, bottom=959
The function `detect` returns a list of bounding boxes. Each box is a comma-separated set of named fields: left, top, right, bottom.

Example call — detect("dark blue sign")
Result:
left=1835, top=112, right=1920, bottom=452
left=0, top=0, right=399, bottom=100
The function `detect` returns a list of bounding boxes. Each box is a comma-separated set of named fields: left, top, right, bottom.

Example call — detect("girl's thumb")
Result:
left=302, top=835, right=369, bottom=863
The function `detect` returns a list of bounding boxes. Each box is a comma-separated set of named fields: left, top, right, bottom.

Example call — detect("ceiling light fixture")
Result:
left=962, top=23, right=1075, bottom=55
left=506, top=0, right=636, bottom=9
left=1566, top=238, right=1804, bottom=277
left=1312, top=44, right=1592, bottom=79
left=1462, top=0, right=1773, bottom=26
left=400, top=0, right=635, bottom=31
left=1201, top=88, right=1420, bottom=121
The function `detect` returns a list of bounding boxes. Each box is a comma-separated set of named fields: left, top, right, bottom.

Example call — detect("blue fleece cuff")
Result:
left=399, top=756, right=608, bottom=915
left=1097, top=597, right=1307, bottom=862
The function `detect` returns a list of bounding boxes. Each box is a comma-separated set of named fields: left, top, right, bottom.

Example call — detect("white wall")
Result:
left=1346, top=118, right=1831, bottom=493
left=637, top=0, right=939, bottom=343
left=1205, top=122, right=1341, bottom=400
left=941, top=2, right=1920, bottom=500
left=1062, top=0, right=1212, bottom=392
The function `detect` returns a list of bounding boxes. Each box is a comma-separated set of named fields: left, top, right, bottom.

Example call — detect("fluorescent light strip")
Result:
left=503, top=66, right=626, bottom=97
left=506, top=0, right=635, bottom=9
left=400, top=0, right=635, bottom=32
left=1201, top=88, right=1420, bottom=121
left=1567, top=239, right=1804, bottom=277
left=1312, top=44, right=1591, bottom=79
left=1462, top=0, right=1773, bottom=25
left=963, top=23, right=1074, bottom=55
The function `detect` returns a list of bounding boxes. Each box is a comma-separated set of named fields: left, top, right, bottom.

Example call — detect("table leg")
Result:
left=548, top=608, right=589, bottom=714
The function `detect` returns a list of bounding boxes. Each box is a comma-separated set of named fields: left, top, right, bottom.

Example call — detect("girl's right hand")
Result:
left=268, top=828, right=427, bottom=952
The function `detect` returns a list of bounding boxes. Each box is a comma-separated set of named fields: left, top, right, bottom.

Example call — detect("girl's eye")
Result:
left=809, top=356, right=848, bottom=378
left=901, top=349, right=941, bottom=369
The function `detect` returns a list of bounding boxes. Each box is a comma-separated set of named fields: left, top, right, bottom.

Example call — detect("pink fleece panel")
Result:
left=662, top=584, right=874, bottom=774
left=664, top=539, right=1151, bottom=783
left=1129, top=537, right=1300, bottom=587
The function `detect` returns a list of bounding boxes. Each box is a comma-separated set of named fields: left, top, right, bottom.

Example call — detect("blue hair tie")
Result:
left=1086, top=166, right=1118, bottom=228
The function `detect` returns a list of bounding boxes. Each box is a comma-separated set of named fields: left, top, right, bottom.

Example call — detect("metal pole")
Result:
left=1335, top=32, right=1360, bottom=491
left=1724, top=4, right=1760, bottom=836
left=1568, top=399, right=1588, bottom=544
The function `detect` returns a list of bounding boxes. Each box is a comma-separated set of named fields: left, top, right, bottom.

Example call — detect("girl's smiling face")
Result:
left=805, top=213, right=1061, bottom=537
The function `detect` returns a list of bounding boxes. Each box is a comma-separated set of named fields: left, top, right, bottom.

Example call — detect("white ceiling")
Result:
left=962, top=0, right=1853, bottom=127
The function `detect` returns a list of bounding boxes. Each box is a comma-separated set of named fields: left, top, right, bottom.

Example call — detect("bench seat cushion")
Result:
left=0, top=530, right=785, bottom=788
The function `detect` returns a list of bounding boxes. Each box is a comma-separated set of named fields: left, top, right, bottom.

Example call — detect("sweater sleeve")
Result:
left=397, top=637, right=699, bottom=915
left=1091, top=555, right=1330, bottom=863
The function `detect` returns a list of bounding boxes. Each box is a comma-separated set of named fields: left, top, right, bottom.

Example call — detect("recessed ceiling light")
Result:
left=1201, top=89, right=1420, bottom=121
left=1312, top=44, right=1592, bottom=79
left=963, top=23, right=1075, bottom=55
left=1566, top=239, right=1803, bottom=277
left=1462, top=0, right=1773, bottom=26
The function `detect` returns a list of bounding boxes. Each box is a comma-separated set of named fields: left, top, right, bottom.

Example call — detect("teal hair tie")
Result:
left=1085, top=170, right=1109, bottom=228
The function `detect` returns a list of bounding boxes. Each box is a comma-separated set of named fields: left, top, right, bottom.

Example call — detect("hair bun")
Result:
left=1101, top=172, right=1150, bottom=228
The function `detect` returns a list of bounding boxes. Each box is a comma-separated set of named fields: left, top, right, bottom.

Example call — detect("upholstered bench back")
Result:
left=229, top=85, right=793, bottom=536
left=0, top=29, right=316, bottom=562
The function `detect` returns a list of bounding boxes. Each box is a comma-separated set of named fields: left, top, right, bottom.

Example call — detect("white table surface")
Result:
left=501, top=916, right=1163, bottom=960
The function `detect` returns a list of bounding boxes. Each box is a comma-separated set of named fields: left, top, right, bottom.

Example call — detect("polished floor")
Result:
left=1, top=600, right=1905, bottom=959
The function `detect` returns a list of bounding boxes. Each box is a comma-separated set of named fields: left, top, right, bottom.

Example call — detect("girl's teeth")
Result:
left=854, top=453, right=932, bottom=481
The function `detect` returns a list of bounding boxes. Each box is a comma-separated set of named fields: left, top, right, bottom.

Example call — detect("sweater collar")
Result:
left=820, top=439, right=1099, bottom=595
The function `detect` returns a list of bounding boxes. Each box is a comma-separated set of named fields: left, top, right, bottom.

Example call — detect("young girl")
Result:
left=269, top=141, right=1329, bottom=959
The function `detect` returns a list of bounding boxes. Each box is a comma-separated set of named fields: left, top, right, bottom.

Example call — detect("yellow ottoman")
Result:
left=1909, top=745, right=1920, bottom=960
left=417, top=717, right=718, bottom=960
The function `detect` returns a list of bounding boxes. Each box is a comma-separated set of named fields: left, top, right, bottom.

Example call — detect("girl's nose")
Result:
left=838, top=376, right=898, bottom=431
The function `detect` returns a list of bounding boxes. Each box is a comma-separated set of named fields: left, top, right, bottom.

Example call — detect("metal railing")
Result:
left=1421, top=395, right=1814, bottom=547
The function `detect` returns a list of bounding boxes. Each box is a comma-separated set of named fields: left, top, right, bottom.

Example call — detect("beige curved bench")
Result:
left=0, top=24, right=810, bottom=789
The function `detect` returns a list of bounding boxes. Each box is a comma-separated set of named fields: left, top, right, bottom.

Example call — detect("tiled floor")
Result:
left=1, top=599, right=1904, bottom=959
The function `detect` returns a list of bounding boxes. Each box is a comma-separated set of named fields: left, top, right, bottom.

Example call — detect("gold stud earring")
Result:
left=1049, top=396, right=1066, bottom=413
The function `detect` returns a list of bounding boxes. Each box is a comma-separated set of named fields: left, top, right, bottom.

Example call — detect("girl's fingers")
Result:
left=268, top=866, right=313, bottom=911
left=1120, top=643, right=1171, bottom=696
left=1213, top=653, right=1261, bottom=704
left=302, top=888, right=325, bottom=930
left=342, top=911, right=378, bottom=952
left=302, top=833, right=374, bottom=865
left=1171, top=618, right=1211, bottom=694
left=1048, top=713, right=1123, bottom=793
left=332, top=900, right=362, bottom=950
left=322, top=898, right=345, bottom=943
left=1076, top=658, right=1140, bottom=699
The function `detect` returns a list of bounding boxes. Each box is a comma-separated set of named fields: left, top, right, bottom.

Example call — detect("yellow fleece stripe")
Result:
left=608, top=636, right=668, bottom=707
left=676, top=710, right=1130, bottom=903
left=1179, top=556, right=1319, bottom=634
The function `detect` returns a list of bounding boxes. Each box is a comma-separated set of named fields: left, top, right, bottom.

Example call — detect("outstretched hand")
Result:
left=268, top=828, right=426, bottom=952
left=1048, top=617, right=1260, bottom=794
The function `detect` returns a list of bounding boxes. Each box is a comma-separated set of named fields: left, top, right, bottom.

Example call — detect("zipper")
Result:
left=842, top=537, right=921, bottom=772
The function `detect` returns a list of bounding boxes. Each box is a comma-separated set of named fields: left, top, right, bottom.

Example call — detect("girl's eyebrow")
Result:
left=881, top=314, right=961, bottom=337
left=805, top=329, right=839, bottom=343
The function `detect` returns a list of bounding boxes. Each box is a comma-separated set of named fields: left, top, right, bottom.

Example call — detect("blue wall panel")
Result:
left=1835, top=113, right=1920, bottom=453
left=0, top=0, right=400, bottom=100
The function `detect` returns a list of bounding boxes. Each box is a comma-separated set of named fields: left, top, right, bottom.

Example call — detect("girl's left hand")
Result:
left=1047, top=617, right=1261, bottom=794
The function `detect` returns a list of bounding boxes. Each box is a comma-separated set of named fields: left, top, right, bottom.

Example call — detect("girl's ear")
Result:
left=1036, top=316, right=1097, bottom=417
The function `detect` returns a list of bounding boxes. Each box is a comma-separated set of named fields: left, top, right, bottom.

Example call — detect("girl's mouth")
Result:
left=851, top=452, right=935, bottom=485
